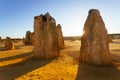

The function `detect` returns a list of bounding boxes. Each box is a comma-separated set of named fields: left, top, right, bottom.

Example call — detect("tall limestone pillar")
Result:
left=33, top=13, right=60, bottom=59
left=80, top=9, right=112, bottom=65
left=56, top=24, right=65, bottom=50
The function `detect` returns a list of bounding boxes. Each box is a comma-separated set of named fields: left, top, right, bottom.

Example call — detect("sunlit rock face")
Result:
left=5, top=37, right=15, bottom=50
left=33, top=12, right=60, bottom=59
left=80, top=9, right=112, bottom=65
left=24, top=31, right=33, bottom=45
left=56, top=24, right=65, bottom=50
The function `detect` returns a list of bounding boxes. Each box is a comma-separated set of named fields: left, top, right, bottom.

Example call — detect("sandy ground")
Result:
left=0, top=40, right=120, bottom=80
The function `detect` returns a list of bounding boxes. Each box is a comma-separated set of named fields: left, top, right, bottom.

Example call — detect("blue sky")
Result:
left=0, top=0, right=120, bottom=38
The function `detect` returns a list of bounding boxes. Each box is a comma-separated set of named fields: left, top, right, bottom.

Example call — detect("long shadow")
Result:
left=113, top=42, right=120, bottom=44
left=111, top=49, right=120, bottom=52
left=0, top=47, right=6, bottom=51
left=0, top=57, right=54, bottom=80
left=15, top=44, right=33, bottom=49
left=76, top=63, right=120, bottom=80
left=0, top=52, right=32, bottom=61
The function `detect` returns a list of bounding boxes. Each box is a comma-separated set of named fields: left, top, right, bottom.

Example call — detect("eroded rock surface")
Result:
left=56, top=24, right=65, bottom=50
left=80, top=9, right=112, bottom=65
left=33, top=12, right=60, bottom=59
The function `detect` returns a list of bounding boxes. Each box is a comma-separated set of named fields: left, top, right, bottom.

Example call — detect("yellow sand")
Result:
left=0, top=40, right=120, bottom=80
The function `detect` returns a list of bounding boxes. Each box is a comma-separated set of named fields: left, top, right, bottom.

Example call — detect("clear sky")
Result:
left=0, top=0, right=120, bottom=38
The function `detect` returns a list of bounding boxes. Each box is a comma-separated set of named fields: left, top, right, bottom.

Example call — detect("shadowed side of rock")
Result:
left=31, top=32, right=34, bottom=45
left=80, top=9, right=112, bottom=65
left=33, top=12, right=60, bottom=59
left=56, top=24, right=65, bottom=50
left=0, top=36, right=1, bottom=42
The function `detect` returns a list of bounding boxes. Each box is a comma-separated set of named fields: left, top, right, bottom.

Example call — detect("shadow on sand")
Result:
left=0, top=55, right=54, bottom=80
left=111, top=49, right=120, bottom=52
left=113, top=42, right=120, bottom=44
left=76, top=62, right=120, bottom=80
left=0, top=52, right=32, bottom=62
left=0, top=47, right=6, bottom=51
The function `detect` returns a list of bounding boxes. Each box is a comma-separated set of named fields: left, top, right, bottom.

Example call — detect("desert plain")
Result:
left=0, top=39, right=120, bottom=80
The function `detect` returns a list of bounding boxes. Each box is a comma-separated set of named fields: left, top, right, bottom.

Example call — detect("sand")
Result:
left=0, top=40, right=120, bottom=80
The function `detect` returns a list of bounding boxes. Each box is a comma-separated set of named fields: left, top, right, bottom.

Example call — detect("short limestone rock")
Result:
left=5, top=37, right=15, bottom=50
